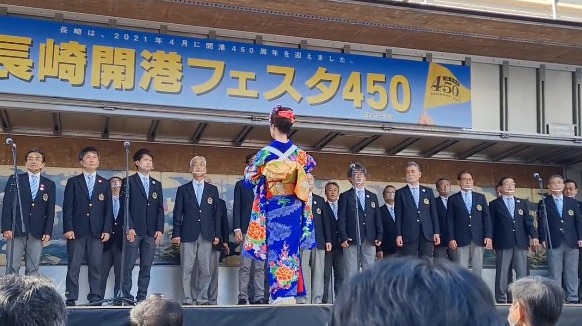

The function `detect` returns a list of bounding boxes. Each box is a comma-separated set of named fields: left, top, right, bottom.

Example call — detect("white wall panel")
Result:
left=508, top=66, right=538, bottom=133
left=545, top=69, right=573, bottom=125
left=471, top=62, right=501, bottom=131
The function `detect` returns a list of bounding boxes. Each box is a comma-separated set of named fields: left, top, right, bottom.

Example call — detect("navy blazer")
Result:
left=338, top=187, right=383, bottom=245
left=104, top=196, right=124, bottom=251
left=1, top=173, right=56, bottom=239
left=325, top=200, right=342, bottom=249
left=172, top=181, right=221, bottom=243
left=538, top=195, right=582, bottom=249
left=435, top=196, right=449, bottom=247
left=119, top=173, right=164, bottom=237
left=63, top=173, right=113, bottom=239
left=213, top=198, right=230, bottom=250
left=312, top=194, right=332, bottom=250
left=379, top=204, right=398, bottom=255
left=447, top=191, right=492, bottom=247
left=490, top=197, right=537, bottom=250
left=232, top=179, right=254, bottom=234
left=395, top=185, right=439, bottom=243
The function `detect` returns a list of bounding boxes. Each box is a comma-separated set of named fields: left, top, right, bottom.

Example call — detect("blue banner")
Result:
left=0, top=16, right=472, bottom=128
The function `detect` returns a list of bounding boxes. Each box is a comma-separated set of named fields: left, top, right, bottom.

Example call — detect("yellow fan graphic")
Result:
left=423, top=63, right=471, bottom=110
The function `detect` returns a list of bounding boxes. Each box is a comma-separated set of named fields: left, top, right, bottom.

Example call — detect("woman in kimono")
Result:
left=243, top=105, right=316, bottom=304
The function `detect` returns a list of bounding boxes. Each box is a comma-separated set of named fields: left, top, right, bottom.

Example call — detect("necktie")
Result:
left=443, top=197, right=447, bottom=209
left=357, top=189, right=365, bottom=208
left=196, top=182, right=203, bottom=206
left=142, top=177, right=149, bottom=198
left=389, top=206, right=395, bottom=221
left=507, top=197, right=515, bottom=218
left=555, top=197, right=563, bottom=217
left=464, top=192, right=472, bottom=213
left=331, top=202, right=338, bottom=219
left=30, top=175, right=38, bottom=200
left=87, top=175, right=94, bottom=198
left=113, top=197, right=119, bottom=220
left=412, top=187, right=419, bottom=208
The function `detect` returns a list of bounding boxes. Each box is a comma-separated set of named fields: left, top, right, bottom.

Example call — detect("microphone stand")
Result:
left=351, top=169, right=363, bottom=273
left=536, top=177, right=552, bottom=252
left=7, top=143, right=25, bottom=274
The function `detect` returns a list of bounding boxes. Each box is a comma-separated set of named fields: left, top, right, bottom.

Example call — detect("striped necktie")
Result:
left=30, top=175, right=38, bottom=200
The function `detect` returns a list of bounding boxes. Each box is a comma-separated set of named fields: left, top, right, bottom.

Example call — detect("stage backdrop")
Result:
left=0, top=166, right=546, bottom=269
left=0, top=15, right=471, bottom=128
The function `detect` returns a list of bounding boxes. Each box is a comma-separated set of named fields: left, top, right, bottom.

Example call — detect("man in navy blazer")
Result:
left=490, top=176, right=538, bottom=303
left=377, top=185, right=398, bottom=259
left=395, top=161, right=440, bottom=258
left=538, top=175, right=582, bottom=303
left=564, top=179, right=582, bottom=301
left=338, top=163, right=382, bottom=281
left=233, top=153, right=266, bottom=305
left=2, top=148, right=55, bottom=276
left=323, top=181, right=344, bottom=304
left=63, top=146, right=112, bottom=306
left=172, top=156, right=221, bottom=305
left=447, top=171, right=492, bottom=277
left=297, top=174, right=332, bottom=304
left=100, top=176, right=124, bottom=301
left=120, top=148, right=165, bottom=303
left=433, top=178, right=458, bottom=262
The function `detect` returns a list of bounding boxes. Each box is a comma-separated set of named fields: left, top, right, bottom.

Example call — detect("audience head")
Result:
left=508, top=276, right=564, bottom=326
left=435, top=178, right=450, bottom=197
left=129, top=293, right=183, bottom=326
left=405, top=161, right=421, bottom=185
left=547, top=175, right=565, bottom=194
left=331, top=258, right=503, bottom=326
left=325, top=181, right=340, bottom=202
left=564, top=179, right=578, bottom=198
left=347, top=163, right=367, bottom=188
left=0, top=274, right=67, bottom=326
left=498, top=176, right=516, bottom=196
left=383, top=185, right=396, bottom=204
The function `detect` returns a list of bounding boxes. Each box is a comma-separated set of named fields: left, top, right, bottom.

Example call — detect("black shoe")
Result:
left=566, top=300, right=579, bottom=304
left=199, top=302, right=211, bottom=306
left=237, top=299, right=249, bottom=305
left=252, top=298, right=267, bottom=304
left=65, top=300, right=76, bottom=307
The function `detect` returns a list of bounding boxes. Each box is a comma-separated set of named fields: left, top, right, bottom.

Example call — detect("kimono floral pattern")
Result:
left=242, top=140, right=316, bottom=299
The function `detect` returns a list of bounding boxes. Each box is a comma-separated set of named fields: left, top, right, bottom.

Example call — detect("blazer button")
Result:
left=147, top=203, right=150, bottom=206
left=560, top=228, right=563, bottom=232
left=362, top=222, right=366, bottom=225
left=112, top=231, right=115, bottom=234
left=468, top=224, right=472, bottom=227
left=197, top=219, right=201, bottom=222
left=199, top=210, right=202, bottom=213
left=416, top=220, right=420, bottom=222
left=89, top=204, right=92, bottom=207
left=114, top=223, right=117, bottom=226
left=417, top=211, right=420, bottom=214
left=86, top=213, right=90, bottom=216
left=32, top=203, right=35, bottom=207
left=512, top=229, right=515, bottom=232
left=469, top=215, right=472, bottom=219
left=561, top=220, right=564, bottom=223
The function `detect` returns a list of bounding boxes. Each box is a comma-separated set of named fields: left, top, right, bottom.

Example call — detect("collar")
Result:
left=137, top=171, right=149, bottom=180
left=328, top=200, right=338, bottom=205
left=502, top=195, right=514, bottom=201
left=461, top=189, right=472, bottom=195
left=408, top=184, right=419, bottom=190
left=192, top=179, right=205, bottom=186
left=83, top=171, right=96, bottom=179
left=440, top=196, right=448, bottom=201
left=27, top=171, right=41, bottom=179
left=386, top=203, right=394, bottom=209
left=552, top=194, right=564, bottom=201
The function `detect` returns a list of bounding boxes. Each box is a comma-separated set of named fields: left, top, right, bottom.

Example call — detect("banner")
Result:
left=0, top=16, right=472, bottom=128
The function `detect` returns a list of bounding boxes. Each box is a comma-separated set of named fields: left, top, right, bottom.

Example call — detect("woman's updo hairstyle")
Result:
left=269, top=105, right=295, bottom=135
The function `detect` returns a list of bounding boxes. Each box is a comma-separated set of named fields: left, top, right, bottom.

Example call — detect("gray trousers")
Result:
left=433, top=246, right=459, bottom=263
left=548, top=243, right=579, bottom=302
left=181, top=235, right=212, bottom=304
left=5, top=236, right=43, bottom=275
left=238, top=252, right=266, bottom=302
left=296, top=248, right=326, bottom=304
left=323, top=248, right=344, bottom=304
left=193, top=248, right=220, bottom=304
left=65, top=235, right=103, bottom=302
left=344, top=242, right=376, bottom=283
left=457, top=241, right=484, bottom=277
left=100, top=243, right=122, bottom=299
left=495, top=248, right=527, bottom=302
left=122, top=235, right=155, bottom=301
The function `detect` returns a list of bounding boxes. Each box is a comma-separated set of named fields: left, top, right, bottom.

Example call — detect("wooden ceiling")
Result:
left=2, top=0, right=582, bottom=64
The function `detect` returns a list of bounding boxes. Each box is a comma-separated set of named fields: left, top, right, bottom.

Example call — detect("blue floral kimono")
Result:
left=243, top=140, right=316, bottom=299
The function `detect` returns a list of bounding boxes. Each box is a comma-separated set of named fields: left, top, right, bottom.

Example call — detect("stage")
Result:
left=67, top=304, right=582, bottom=326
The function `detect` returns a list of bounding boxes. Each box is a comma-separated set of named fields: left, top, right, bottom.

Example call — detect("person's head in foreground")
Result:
left=130, top=293, right=183, bottom=326
left=0, top=274, right=67, bottom=326
left=507, top=276, right=565, bottom=326
left=330, top=257, right=503, bottom=326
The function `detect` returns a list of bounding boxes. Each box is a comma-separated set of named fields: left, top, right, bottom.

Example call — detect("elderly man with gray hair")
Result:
left=507, top=276, right=565, bottom=326
left=171, top=156, right=222, bottom=305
